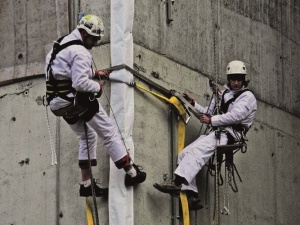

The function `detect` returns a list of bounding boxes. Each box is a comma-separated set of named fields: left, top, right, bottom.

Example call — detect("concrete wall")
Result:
left=134, top=0, right=300, bottom=117
left=0, top=0, right=299, bottom=225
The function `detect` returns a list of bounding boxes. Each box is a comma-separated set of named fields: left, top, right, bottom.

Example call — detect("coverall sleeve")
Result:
left=211, top=92, right=256, bottom=127
left=194, top=92, right=219, bottom=116
left=71, top=52, right=100, bottom=93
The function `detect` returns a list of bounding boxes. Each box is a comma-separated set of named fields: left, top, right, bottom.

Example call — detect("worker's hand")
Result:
left=199, top=113, right=211, bottom=124
left=95, top=82, right=103, bottom=98
left=182, top=93, right=195, bottom=106
left=95, top=70, right=111, bottom=80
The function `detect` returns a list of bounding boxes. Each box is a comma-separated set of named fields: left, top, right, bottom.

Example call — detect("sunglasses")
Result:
left=228, top=75, right=245, bottom=81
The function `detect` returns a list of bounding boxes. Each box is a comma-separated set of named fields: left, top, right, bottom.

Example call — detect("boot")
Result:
left=185, top=190, right=203, bottom=211
left=153, top=181, right=181, bottom=196
left=79, top=179, right=108, bottom=197
left=187, top=196, right=203, bottom=211
left=125, top=164, right=147, bottom=186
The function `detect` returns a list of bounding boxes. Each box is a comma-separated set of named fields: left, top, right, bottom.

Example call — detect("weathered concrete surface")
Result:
left=1, top=43, right=299, bottom=225
left=134, top=45, right=300, bottom=225
left=0, top=0, right=69, bottom=85
left=0, top=0, right=300, bottom=225
left=0, top=79, right=57, bottom=224
left=134, top=0, right=300, bottom=117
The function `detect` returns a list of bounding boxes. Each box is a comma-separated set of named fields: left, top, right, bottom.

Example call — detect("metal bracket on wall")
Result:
left=167, top=0, right=174, bottom=23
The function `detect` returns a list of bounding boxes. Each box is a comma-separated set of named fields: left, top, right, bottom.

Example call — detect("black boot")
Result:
left=125, top=164, right=147, bottom=186
left=174, top=175, right=188, bottom=186
left=80, top=179, right=108, bottom=197
left=153, top=181, right=181, bottom=196
left=153, top=175, right=187, bottom=197
left=185, top=190, right=203, bottom=211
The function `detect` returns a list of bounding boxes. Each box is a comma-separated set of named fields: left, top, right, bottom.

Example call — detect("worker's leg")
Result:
left=86, top=103, right=146, bottom=185
left=175, top=131, right=228, bottom=191
left=68, top=118, right=107, bottom=197
left=86, top=103, right=127, bottom=162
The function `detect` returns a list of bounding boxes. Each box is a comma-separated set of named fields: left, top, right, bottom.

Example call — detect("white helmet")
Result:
left=77, top=14, right=104, bottom=37
left=226, top=60, right=247, bottom=75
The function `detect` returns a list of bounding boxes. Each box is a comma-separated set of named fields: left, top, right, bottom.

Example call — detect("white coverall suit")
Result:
left=45, top=29, right=127, bottom=166
left=174, top=84, right=257, bottom=193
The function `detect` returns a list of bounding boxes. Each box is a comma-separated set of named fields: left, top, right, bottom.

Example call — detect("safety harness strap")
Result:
left=46, top=37, right=84, bottom=103
left=220, top=89, right=253, bottom=113
left=47, top=37, right=84, bottom=77
left=46, top=79, right=74, bottom=102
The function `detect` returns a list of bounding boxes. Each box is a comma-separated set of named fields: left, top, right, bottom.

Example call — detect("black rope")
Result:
left=198, top=91, right=215, bottom=136
left=84, top=122, right=99, bottom=225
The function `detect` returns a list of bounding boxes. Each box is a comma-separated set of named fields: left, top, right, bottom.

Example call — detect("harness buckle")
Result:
left=89, top=93, right=96, bottom=101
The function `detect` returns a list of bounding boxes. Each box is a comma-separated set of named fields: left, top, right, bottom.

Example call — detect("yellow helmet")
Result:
left=77, top=14, right=104, bottom=37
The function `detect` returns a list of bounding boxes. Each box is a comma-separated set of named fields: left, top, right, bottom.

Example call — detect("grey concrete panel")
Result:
left=1, top=0, right=299, bottom=116
left=0, top=79, right=57, bottom=224
left=133, top=1, right=300, bottom=117
left=0, top=0, right=69, bottom=85
left=133, top=45, right=300, bottom=225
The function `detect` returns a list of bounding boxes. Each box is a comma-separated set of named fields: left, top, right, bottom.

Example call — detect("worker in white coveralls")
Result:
left=154, top=60, right=257, bottom=210
left=45, top=14, right=146, bottom=197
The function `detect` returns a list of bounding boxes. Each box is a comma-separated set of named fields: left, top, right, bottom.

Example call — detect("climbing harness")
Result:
left=44, top=36, right=84, bottom=165
left=45, top=36, right=83, bottom=103
left=43, top=36, right=110, bottom=225
left=44, top=36, right=106, bottom=164
left=202, top=81, right=251, bottom=224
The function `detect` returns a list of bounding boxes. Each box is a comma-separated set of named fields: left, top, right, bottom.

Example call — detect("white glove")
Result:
left=109, top=71, right=136, bottom=87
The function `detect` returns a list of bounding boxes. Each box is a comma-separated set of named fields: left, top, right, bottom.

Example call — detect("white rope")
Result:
left=213, top=140, right=220, bottom=225
left=221, top=166, right=230, bottom=215
left=45, top=105, right=57, bottom=165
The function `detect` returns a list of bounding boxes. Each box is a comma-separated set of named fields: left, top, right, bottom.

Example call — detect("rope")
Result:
left=212, top=0, right=221, bottom=223
left=45, top=105, right=57, bottom=165
left=92, top=59, right=130, bottom=155
left=198, top=93, right=214, bottom=136
left=84, top=122, right=99, bottom=225
left=221, top=166, right=230, bottom=215
left=212, top=139, right=220, bottom=225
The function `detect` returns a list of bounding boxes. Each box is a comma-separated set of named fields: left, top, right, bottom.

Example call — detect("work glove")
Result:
left=128, top=78, right=136, bottom=87
left=109, top=72, right=136, bottom=87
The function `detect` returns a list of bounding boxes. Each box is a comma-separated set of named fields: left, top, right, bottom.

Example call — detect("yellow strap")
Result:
left=86, top=197, right=94, bottom=225
left=135, top=82, right=190, bottom=225
left=135, top=82, right=171, bottom=102
left=178, top=120, right=190, bottom=225
left=135, top=83, right=187, bottom=121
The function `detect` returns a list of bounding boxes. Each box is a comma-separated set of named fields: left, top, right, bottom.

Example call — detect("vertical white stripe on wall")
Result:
left=109, top=1, right=135, bottom=225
